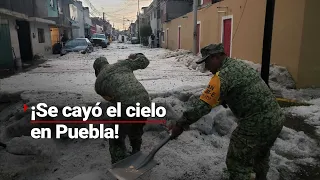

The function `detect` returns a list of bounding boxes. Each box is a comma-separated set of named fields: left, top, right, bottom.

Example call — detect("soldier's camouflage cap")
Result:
left=93, top=56, right=109, bottom=71
left=93, top=56, right=109, bottom=77
left=196, top=43, right=225, bottom=64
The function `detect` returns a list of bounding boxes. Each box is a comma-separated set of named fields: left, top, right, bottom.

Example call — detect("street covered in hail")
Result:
left=0, top=42, right=320, bottom=180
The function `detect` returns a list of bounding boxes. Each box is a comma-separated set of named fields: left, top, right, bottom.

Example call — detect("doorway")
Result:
left=178, top=26, right=181, bottom=49
left=50, top=27, right=60, bottom=46
left=16, top=20, right=33, bottom=62
left=166, top=28, right=169, bottom=49
left=196, top=22, right=200, bottom=54
left=221, top=15, right=233, bottom=57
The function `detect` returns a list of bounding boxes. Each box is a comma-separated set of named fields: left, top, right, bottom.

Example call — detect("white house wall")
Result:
left=29, top=22, right=52, bottom=56
left=150, top=14, right=157, bottom=35
left=76, top=4, right=84, bottom=37
left=7, top=17, right=21, bottom=59
left=71, top=2, right=85, bottom=38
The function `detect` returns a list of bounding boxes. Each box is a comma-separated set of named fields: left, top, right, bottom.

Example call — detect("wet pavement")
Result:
left=284, top=114, right=320, bottom=180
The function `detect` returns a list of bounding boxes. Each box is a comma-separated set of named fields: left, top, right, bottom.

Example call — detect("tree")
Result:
left=140, top=25, right=152, bottom=46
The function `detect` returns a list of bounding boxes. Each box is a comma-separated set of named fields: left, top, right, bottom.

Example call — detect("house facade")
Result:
left=0, top=0, right=56, bottom=69
left=71, top=1, right=85, bottom=38
left=0, top=8, right=29, bottom=69
left=129, top=23, right=136, bottom=38
left=159, top=0, right=193, bottom=48
left=161, top=0, right=320, bottom=88
left=46, top=0, right=75, bottom=46
left=83, top=7, right=92, bottom=38
left=144, top=0, right=160, bottom=46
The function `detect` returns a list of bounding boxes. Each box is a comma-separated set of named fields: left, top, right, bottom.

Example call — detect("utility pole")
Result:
left=192, top=0, right=198, bottom=55
left=103, top=12, right=105, bottom=21
left=261, top=0, right=276, bottom=87
left=138, top=0, right=141, bottom=43
left=123, top=16, right=125, bottom=31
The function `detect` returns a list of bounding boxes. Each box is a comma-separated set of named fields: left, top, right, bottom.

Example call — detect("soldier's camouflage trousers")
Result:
left=109, top=118, right=145, bottom=164
left=226, top=111, right=285, bottom=180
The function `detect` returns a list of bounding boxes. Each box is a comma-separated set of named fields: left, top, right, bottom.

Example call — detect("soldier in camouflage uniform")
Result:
left=93, top=53, right=151, bottom=164
left=170, top=44, right=285, bottom=180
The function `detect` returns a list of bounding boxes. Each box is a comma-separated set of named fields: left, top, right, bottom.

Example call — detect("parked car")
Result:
left=90, top=33, right=109, bottom=48
left=60, top=38, right=94, bottom=56
left=131, top=37, right=139, bottom=44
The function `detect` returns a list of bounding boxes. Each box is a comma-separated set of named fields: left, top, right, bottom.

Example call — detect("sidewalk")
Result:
left=0, top=56, right=51, bottom=79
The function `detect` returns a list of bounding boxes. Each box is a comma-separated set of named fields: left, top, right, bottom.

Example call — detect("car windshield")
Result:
left=92, top=34, right=106, bottom=39
left=65, top=39, right=87, bottom=47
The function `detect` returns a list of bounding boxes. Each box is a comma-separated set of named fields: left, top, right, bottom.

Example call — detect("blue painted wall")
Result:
left=48, top=0, right=58, bottom=17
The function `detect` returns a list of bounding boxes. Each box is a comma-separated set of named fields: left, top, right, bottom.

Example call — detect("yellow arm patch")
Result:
left=200, top=72, right=221, bottom=108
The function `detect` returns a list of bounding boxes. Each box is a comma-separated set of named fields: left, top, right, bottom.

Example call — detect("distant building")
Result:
left=129, top=23, right=136, bottom=37
left=91, top=17, right=112, bottom=37
left=144, top=0, right=161, bottom=47
left=71, top=1, right=85, bottom=38
left=83, top=7, right=93, bottom=38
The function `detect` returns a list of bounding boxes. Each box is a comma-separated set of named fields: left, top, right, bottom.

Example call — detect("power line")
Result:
left=232, top=0, right=247, bottom=41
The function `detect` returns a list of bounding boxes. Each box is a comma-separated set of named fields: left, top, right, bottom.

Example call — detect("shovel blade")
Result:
left=108, top=151, right=158, bottom=180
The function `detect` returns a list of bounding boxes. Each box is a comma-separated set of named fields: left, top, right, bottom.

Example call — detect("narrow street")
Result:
left=1, top=0, right=320, bottom=179
left=0, top=43, right=210, bottom=104
left=0, top=43, right=319, bottom=180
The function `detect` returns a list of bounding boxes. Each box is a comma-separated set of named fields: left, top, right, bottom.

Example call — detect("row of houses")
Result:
left=129, top=0, right=194, bottom=47
left=133, top=0, right=320, bottom=88
left=0, top=0, right=114, bottom=71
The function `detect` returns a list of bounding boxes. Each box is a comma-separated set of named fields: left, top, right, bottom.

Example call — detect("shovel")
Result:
left=108, top=134, right=173, bottom=180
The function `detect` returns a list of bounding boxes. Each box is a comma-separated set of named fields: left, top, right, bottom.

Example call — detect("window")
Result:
left=38, top=28, right=45, bottom=43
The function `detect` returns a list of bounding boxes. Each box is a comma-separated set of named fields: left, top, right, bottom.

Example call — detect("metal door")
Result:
left=223, top=19, right=232, bottom=57
left=0, top=19, right=14, bottom=70
left=178, top=26, right=181, bottom=49
left=196, top=24, right=200, bottom=54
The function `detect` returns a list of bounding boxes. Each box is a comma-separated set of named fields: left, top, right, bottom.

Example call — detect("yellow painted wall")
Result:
left=297, top=0, right=320, bottom=88
left=50, top=28, right=60, bottom=46
left=162, top=0, right=266, bottom=63
left=271, top=0, right=306, bottom=85
left=162, top=0, right=320, bottom=88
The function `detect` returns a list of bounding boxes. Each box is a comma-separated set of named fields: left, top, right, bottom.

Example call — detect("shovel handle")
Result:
left=150, top=135, right=171, bottom=155
left=136, top=135, right=172, bottom=170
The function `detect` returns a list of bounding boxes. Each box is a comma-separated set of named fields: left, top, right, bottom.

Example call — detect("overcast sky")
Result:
left=79, top=0, right=152, bottom=30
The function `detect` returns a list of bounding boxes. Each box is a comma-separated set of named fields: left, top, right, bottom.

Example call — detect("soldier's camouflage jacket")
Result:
left=177, top=57, right=283, bottom=128
left=94, top=54, right=151, bottom=108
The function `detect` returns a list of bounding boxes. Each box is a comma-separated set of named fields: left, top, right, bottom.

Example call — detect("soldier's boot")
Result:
left=253, top=149, right=270, bottom=180
left=128, top=133, right=142, bottom=155
left=128, top=124, right=144, bottom=155
left=109, top=138, right=129, bottom=164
